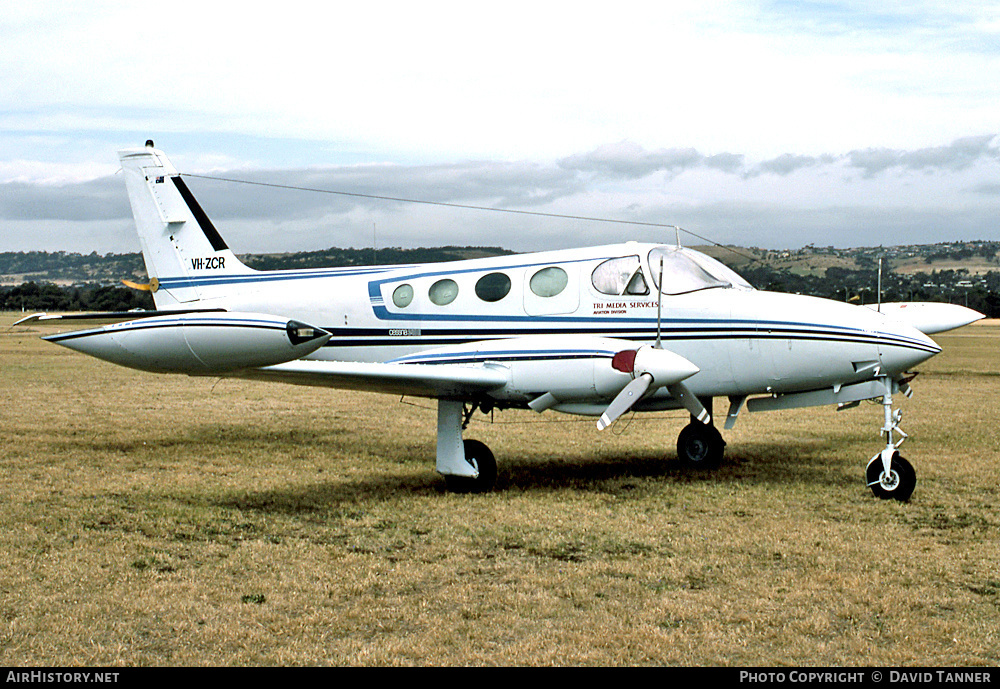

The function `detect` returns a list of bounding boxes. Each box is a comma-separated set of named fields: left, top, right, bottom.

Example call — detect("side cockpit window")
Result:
left=592, top=256, right=649, bottom=296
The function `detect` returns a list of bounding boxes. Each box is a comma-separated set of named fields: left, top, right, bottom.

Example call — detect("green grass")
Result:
left=1, top=315, right=998, bottom=666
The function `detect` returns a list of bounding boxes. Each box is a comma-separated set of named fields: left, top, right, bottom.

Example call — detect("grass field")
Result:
left=1, top=314, right=998, bottom=666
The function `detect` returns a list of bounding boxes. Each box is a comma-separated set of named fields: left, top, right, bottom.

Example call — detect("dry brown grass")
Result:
left=2, top=315, right=999, bottom=666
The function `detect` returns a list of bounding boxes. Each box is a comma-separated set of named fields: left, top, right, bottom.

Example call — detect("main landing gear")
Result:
left=865, top=376, right=917, bottom=502
left=436, top=400, right=497, bottom=494
left=676, top=419, right=726, bottom=470
left=674, top=395, right=726, bottom=470
left=432, top=385, right=919, bottom=500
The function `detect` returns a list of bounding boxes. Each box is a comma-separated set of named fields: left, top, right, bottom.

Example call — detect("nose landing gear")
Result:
left=866, top=376, right=916, bottom=501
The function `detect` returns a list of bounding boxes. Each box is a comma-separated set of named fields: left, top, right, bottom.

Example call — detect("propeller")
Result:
left=597, top=253, right=710, bottom=430
left=597, top=345, right=702, bottom=430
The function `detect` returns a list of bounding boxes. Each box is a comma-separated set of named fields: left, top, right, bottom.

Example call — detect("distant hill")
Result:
left=241, top=245, right=514, bottom=272
left=694, top=240, right=1000, bottom=277
left=2, top=241, right=998, bottom=317
left=0, top=246, right=514, bottom=286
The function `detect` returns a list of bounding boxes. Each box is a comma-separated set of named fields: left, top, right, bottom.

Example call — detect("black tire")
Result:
left=866, top=452, right=916, bottom=502
left=444, top=439, right=497, bottom=494
left=676, top=422, right=726, bottom=470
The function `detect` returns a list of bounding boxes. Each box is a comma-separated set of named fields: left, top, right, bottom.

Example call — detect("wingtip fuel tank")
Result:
left=868, top=302, right=985, bottom=335
left=44, top=312, right=330, bottom=374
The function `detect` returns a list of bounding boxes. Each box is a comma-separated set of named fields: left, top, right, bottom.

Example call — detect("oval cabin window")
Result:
left=429, top=278, right=459, bottom=306
left=475, top=272, right=511, bottom=302
left=529, top=266, right=568, bottom=298
left=392, top=284, right=414, bottom=308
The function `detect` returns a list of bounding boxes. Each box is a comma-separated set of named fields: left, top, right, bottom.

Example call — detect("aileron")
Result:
left=241, top=359, right=509, bottom=398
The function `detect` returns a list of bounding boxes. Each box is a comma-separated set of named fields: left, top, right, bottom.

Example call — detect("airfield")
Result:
left=1, top=313, right=998, bottom=666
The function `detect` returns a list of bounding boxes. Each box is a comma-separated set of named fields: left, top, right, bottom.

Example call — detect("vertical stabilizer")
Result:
left=118, top=143, right=254, bottom=306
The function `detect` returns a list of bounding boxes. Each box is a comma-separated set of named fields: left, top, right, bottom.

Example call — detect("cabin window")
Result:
left=529, top=266, right=568, bottom=298
left=592, top=256, right=649, bottom=296
left=648, top=246, right=752, bottom=295
left=475, top=272, right=511, bottom=302
left=392, top=284, right=414, bottom=308
left=429, top=278, right=459, bottom=305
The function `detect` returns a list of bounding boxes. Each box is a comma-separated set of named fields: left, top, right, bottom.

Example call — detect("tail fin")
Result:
left=118, top=142, right=254, bottom=307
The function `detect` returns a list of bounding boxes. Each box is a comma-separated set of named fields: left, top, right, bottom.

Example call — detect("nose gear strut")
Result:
left=865, top=375, right=916, bottom=501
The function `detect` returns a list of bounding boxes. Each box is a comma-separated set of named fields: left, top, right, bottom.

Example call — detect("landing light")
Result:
left=286, top=321, right=328, bottom=345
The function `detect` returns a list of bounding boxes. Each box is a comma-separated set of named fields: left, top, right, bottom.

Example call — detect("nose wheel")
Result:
left=866, top=451, right=915, bottom=501
left=866, top=376, right=916, bottom=502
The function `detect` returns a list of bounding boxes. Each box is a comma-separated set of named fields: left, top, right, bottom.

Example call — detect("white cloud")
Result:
left=2, top=3, right=1000, bottom=253
left=3, top=135, right=999, bottom=254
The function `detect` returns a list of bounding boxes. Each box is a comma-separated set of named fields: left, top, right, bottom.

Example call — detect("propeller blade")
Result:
left=598, top=373, right=653, bottom=430
left=666, top=381, right=711, bottom=424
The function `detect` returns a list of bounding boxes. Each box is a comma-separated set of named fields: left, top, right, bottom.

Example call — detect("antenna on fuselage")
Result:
left=675, top=226, right=681, bottom=248
left=877, top=255, right=883, bottom=313
left=655, top=257, right=664, bottom=349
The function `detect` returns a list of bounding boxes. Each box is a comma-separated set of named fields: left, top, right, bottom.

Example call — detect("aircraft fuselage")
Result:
left=165, top=242, right=940, bottom=410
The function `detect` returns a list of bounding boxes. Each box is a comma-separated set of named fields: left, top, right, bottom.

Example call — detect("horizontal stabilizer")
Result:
left=14, top=309, right=226, bottom=329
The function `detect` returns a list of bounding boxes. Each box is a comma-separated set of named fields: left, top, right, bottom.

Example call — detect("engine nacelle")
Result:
left=44, top=311, right=331, bottom=374
left=387, top=336, right=693, bottom=406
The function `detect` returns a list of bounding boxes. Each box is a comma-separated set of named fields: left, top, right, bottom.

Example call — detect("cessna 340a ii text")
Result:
left=18, top=142, right=985, bottom=500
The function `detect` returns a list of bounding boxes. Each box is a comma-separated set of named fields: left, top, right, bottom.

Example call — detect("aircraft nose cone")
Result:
left=879, top=321, right=941, bottom=374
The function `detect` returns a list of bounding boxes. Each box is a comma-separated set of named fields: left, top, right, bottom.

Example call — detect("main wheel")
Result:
left=444, top=439, right=497, bottom=494
left=676, top=422, right=726, bottom=470
left=866, top=452, right=916, bottom=502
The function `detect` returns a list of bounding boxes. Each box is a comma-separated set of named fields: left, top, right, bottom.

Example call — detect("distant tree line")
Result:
left=0, top=247, right=513, bottom=283
left=923, top=245, right=998, bottom=264
left=241, top=245, right=514, bottom=271
left=740, top=265, right=1000, bottom=318
left=0, top=282, right=154, bottom=313
left=2, top=247, right=998, bottom=318
left=0, top=251, right=146, bottom=283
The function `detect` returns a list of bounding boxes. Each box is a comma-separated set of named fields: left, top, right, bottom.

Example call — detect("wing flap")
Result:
left=236, top=359, right=509, bottom=398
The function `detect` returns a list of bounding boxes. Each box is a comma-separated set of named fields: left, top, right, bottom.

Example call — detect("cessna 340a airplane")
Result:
left=17, top=142, right=985, bottom=500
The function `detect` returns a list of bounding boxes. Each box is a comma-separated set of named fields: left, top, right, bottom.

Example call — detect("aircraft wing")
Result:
left=13, top=309, right=226, bottom=328
left=236, top=359, right=510, bottom=398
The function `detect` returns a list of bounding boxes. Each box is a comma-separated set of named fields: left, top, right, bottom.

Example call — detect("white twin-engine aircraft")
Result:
left=20, top=143, right=985, bottom=500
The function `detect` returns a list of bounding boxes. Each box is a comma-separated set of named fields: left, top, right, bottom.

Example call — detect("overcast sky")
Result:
left=3, top=1, right=1000, bottom=255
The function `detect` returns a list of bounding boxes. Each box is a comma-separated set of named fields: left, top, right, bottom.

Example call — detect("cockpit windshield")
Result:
left=647, top=246, right=753, bottom=295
